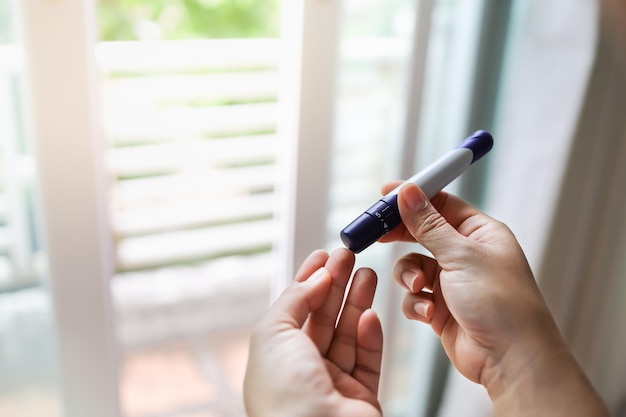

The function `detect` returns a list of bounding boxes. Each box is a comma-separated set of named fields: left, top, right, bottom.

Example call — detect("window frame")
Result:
left=19, top=1, right=120, bottom=416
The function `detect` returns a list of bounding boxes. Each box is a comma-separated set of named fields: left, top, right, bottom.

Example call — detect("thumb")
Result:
left=263, top=267, right=332, bottom=331
left=397, top=183, right=466, bottom=261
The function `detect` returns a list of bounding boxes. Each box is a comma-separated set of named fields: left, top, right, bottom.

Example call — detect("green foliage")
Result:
left=99, top=0, right=281, bottom=41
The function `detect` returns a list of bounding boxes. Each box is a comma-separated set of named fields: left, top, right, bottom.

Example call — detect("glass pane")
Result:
left=327, top=0, right=487, bottom=414
left=0, top=0, right=62, bottom=415
left=327, top=1, right=417, bottom=413
left=97, top=1, right=281, bottom=416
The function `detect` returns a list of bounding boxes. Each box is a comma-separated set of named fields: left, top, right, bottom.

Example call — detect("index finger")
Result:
left=303, top=248, right=356, bottom=355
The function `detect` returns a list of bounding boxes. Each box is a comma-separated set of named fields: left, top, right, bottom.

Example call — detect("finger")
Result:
left=258, top=267, right=333, bottom=338
left=429, top=192, right=484, bottom=232
left=304, top=248, right=356, bottom=355
left=326, top=268, right=377, bottom=373
left=379, top=191, right=455, bottom=243
left=429, top=276, right=451, bottom=336
left=392, top=252, right=440, bottom=293
left=383, top=183, right=481, bottom=230
left=379, top=188, right=487, bottom=243
left=395, top=184, right=470, bottom=263
left=353, top=309, right=383, bottom=395
left=401, top=291, right=436, bottom=324
left=378, top=190, right=452, bottom=244
left=294, top=249, right=329, bottom=282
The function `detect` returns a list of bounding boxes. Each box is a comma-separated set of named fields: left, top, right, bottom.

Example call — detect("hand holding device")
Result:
left=340, top=130, right=494, bottom=253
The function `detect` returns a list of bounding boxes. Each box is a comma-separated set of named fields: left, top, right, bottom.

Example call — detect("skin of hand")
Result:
left=244, top=248, right=383, bottom=417
left=380, top=182, right=609, bottom=416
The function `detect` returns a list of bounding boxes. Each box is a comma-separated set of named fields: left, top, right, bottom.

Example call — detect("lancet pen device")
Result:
left=340, top=130, right=493, bottom=253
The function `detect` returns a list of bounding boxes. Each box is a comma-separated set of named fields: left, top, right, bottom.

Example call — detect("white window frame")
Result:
left=19, top=1, right=119, bottom=416
left=274, top=0, right=342, bottom=293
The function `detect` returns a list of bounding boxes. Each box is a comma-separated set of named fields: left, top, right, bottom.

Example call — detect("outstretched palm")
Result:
left=245, top=249, right=383, bottom=417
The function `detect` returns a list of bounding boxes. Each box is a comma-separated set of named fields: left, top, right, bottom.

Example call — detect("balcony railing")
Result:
left=98, top=39, right=280, bottom=271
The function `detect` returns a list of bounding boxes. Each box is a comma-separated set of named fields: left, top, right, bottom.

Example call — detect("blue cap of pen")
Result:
left=459, top=130, right=493, bottom=163
left=340, top=195, right=401, bottom=253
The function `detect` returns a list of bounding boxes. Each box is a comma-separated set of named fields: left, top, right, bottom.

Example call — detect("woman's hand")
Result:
left=244, top=248, right=383, bottom=417
left=380, top=182, right=552, bottom=385
left=382, top=182, right=608, bottom=416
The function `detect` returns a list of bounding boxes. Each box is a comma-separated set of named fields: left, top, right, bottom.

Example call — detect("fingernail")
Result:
left=414, top=301, right=430, bottom=318
left=402, top=184, right=429, bottom=211
left=402, top=271, right=417, bottom=291
left=308, top=267, right=328, bottom=282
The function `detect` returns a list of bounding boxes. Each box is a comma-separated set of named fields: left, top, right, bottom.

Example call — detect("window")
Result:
left=322, top=1, right=490, bottom=413
left=1, top=1, right=536, bottom=416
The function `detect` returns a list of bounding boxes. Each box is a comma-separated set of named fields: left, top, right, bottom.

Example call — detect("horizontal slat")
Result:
left=117, top=219, right=275, bottom=271
left=114, top=192, right=275, bottom=236
left=104, top=102, right=278, bottom=144
left=95, top=38, right=405, bottom=75
left=95, top=39, right=280, bottom=73
left=107, top=134, right=277, bottom=177
left=103, top=72, right=278, bottom=105
left=111, top=165, right=275, bottom=208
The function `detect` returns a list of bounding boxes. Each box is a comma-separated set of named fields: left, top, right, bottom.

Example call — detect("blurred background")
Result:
left=1, top=0, right=625, bottom=417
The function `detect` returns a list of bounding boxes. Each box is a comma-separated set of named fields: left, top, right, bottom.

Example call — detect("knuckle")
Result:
left=411, top=210, right=449, bottom=244
left=393, top=256, right=412, bottom=281
left=309, top=308, right=336, bottom=327
left=401, top=293, right=418, bottom=319
left=332, top=331, right=357, bottom=347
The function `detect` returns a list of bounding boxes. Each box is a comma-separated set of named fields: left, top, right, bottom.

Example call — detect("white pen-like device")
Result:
left=340, top=130, right=493, bottom=253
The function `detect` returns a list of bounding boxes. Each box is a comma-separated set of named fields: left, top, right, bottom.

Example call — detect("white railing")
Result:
left=98, top=39, right=281, bottom=274
left=97, top=39, right=283, bottom=348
